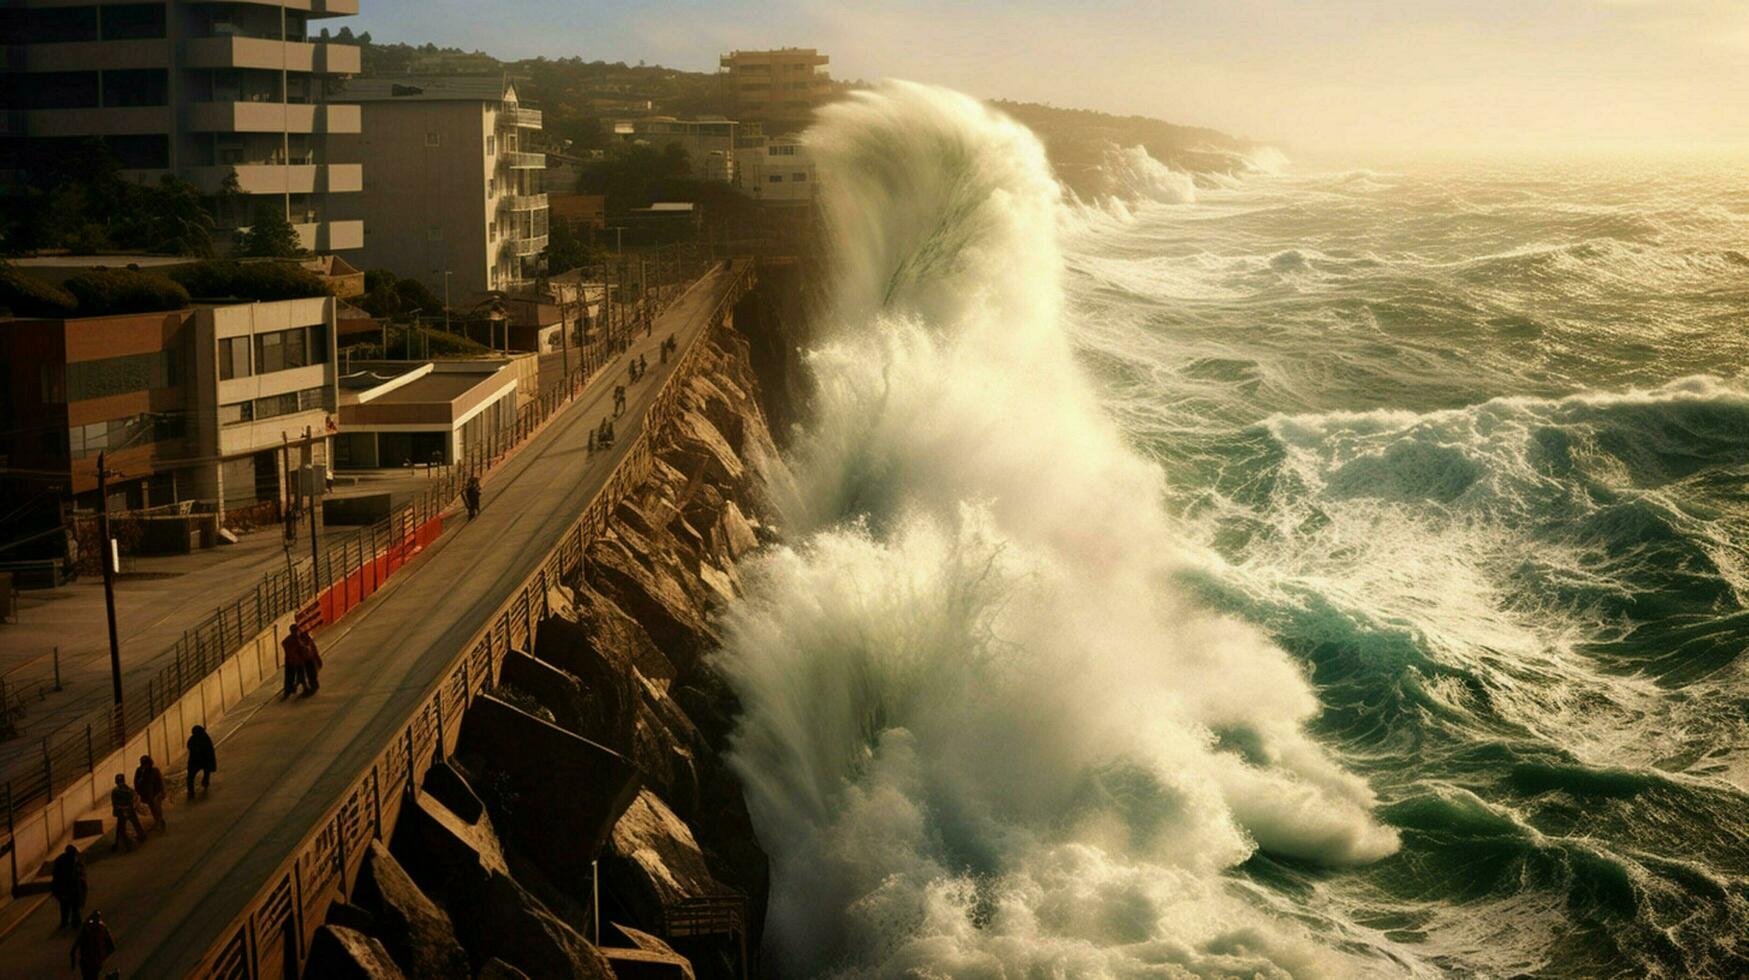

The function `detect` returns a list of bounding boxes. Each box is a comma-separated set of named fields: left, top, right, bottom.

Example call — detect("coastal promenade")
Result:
left=0, top=263, right=745, bottom=978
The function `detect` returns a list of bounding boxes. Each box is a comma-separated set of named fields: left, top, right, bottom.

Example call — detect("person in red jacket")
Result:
left=299, top=627, right=323, bottom=694
left=281, top=622, right=309, bottom=699
left=133, top=755, right=167, bottom=831
left=70, top=911, right=115, bottom=980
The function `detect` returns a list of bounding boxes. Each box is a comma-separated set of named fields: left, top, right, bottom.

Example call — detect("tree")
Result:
left=237, top=202, right=305, bottom=258
left=545, top=219, right=606, bottom=274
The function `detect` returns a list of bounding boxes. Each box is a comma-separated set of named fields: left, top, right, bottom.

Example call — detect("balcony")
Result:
left=187, top=163, right=362, bottom=195
left=504, top=151, right=545, bottom=169
left=503, top=235, right=548, bottom=257
left=501, top=193, right=549, bottom=213
left=185, top=37, right=359, bottom=74
left=186, top=101, right=361, bottom=134
left=497, top=106, right=542, bottom=130
left=185, top=0, right=360, bottom=14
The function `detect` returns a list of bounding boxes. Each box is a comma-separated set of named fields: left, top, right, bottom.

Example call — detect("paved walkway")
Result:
left=1, top=521, right=317, bottom=769
left=0, top=265, right=735, bottom=978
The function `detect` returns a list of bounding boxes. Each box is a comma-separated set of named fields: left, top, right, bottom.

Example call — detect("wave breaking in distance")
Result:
left=715, top=82, right=1400, bottom=977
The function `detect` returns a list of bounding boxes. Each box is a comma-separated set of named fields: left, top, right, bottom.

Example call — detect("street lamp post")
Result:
left=95, top=451, right=123, bottom=742
left=443, top=271, right=452, bottom=337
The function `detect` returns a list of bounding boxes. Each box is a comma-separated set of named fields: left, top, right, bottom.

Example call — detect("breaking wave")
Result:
left=716, top=82, right=1400, bottom=977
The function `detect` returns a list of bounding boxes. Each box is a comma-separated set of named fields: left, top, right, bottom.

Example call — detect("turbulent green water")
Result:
left=716, top=82, right=1747, bottom=977
left=1066, top=158, right=1749, bottom=975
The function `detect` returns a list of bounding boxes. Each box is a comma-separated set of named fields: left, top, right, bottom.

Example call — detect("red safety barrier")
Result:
left=308, top=514, right=445, bottom=630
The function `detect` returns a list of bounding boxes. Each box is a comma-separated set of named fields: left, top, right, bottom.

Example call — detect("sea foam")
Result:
left=715, top=81, right=1399, bottom=977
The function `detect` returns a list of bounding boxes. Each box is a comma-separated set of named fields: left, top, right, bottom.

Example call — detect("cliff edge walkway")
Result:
left=0, top=262, right=747, bottom=978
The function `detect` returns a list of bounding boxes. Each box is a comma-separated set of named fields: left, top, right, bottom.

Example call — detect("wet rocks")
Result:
left=350, top=841, right=470, bottom=980
left=303, top=925, right=405, bottom=980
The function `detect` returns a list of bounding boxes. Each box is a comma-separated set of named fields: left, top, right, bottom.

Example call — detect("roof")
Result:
left=334, top=74, right=515, bottom=104
left=644, top=202, right=695, bottom=213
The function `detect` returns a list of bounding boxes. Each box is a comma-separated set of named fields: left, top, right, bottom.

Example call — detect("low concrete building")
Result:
left=0, top=294, right=339, bottom=519
left=333, top=360, right=518, bottom=469
left=736, top=136, right=817, bottom=204
left=611, top=116, right=738, bottom=182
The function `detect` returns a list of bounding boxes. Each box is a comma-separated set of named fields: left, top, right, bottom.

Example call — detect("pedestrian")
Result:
left=299, top=627, right=323, bottom=695
left=70, top=911, right=115, bottom=980
left=50, top=846, right=85, bottom=929
left=628, top=361, right=637, bottom=385
left=186, top=725, right=217, bottom=799
left=463, top=475, right=482, bottom=520
left=639, top=354, right=648, bottom=378
left=281, top=622, right=309, bottom=699
left=109, top=775, right=143, bottom=852
left=587, top=430, right=596, bottom=452
left=133, top=755, right=167, bottom=831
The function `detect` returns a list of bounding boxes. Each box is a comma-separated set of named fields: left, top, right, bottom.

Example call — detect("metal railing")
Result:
left=0, top=259, right=723, bottom=853
left=189, top=259, right=754, bottom=979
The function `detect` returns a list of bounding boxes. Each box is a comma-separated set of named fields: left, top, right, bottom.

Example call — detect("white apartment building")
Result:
left=331, top=75, right=549, bottom=298
left=2, top=0, right=367, bottom=253
left=736, top=136, right=817, bottom=204
left=192, top=295, right=340, bottom=512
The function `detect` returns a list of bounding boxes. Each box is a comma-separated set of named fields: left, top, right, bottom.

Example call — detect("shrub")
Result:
left=362, top=267, right=398, bottom=293
left=170, top=260, right=330, bottom=301
left=61, top=269, right=190, bottom=316
left=0, top=264, right=79, bottom=318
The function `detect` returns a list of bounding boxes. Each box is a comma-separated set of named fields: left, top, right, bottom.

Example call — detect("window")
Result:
left=220, top=401, right=254, bottom=425
left=254, top=391, right=300, bottom=420
left=64, top=351, right=176, bottom=401
left=486, top=135, right=496, bottom=156
left=487, top=177, right=495, bottom=196
left=768, top=175, right=784, bottom=183
left=100, top=4, right=167, bottom=40
left=219, top=337, right=250, bottom=380
left=102, top=69, right=169, bottom=107
left=425, top=132, right=441, bottom=147
left=255, top=330, right=285, bottom=374
left=793, top=172, right=808, bottom=181
left=488, top=220, right=496, bottom=241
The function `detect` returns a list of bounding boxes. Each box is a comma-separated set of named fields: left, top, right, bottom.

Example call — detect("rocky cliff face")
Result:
left=317, top=322, right=786, bottom=979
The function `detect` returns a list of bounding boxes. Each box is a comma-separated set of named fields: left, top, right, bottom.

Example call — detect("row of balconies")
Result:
left=499, top=193, right=548, bottom=213
left=502, top=235, right=548, bottom=257
left=187, top=163, right=362, bottom=195
left=14, top=38, right=360, bottom=74
left=496, top=106, right=542, bottom=130
left=503, top=151, right=545, bottom=170
left=23, top=102, right=360, bottom=138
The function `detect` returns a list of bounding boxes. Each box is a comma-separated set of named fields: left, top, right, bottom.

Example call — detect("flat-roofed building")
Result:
left=0, top=288, right=339, bottom=520
left=331, top=74, right=548, bottom=297
left=0, top=0, right=367, bottom=253
left=718, top=48, right=831, bottom=133
left=736, top=135, right=817, bottom=204
left=611, top=116, right=738, bottom=182
left=332, top=360, right=518, bottom=469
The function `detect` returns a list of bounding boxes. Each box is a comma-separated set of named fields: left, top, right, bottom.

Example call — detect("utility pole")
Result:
left=306, top=425, right=322, bottom=594
left=95, top=452, right=123, bottom=743
left=443, top=271, right=452, bottom=336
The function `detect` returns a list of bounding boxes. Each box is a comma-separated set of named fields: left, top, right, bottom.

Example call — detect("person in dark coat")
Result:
left=299, top=628, right=323, bottom=694
left=463, top=475, right=482, bottom=519
left=133, top=755, right=167, bottom=831
left=186, top=725, right=217, bottom=799
left=70, top=911, right=115, bottom=980
left=281, top=622, right=309, bottom=699
left=109, top=775, right=143, bottom=852
left=50, top=846, right=85, bottom=929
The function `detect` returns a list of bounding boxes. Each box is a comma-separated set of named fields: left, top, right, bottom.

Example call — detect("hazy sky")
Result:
left=354, top=0, right=1749, bottom=158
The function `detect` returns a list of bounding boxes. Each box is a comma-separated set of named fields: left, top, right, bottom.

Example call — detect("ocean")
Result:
left=716, top=82, right=1749, bottom=977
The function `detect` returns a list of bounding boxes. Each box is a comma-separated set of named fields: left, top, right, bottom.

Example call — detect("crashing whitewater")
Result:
left=714, top=83, right=1401, bottom=977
